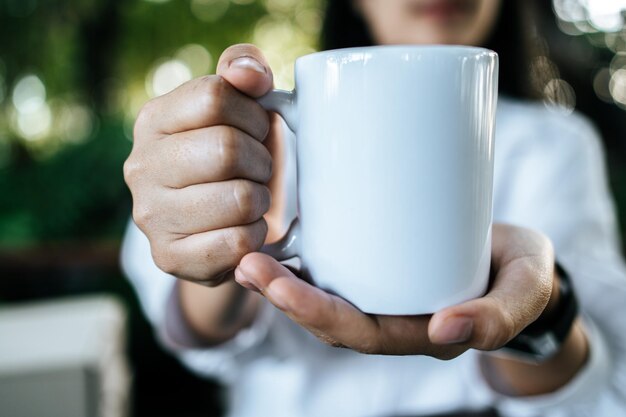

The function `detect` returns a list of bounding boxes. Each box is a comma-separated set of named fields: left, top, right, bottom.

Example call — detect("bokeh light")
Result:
left=12, top=74, right=46, bottom=114
left=240, top=0, right=320, bottom=89
left=295, top=8, right=322, bottom=35
left=190, top=0, right=230, bottom=22
left=604, top=31, right=626, bottom=52
left=265, top=0, right=298, bottom=14
left=610, top=68, right=626, bottom=107
left=553, top=0, right=626, bottom=109
left=593, top=67, right=613, bottom=102
left=175, top=44, right=213, bottom=76
left=14, top=104, right=52, bottom=141
left=610, top=52, right=626, bottom=74
left=146, top=59, right=193, bottom=97
left=544, top=78, right=577, bottom=114
left=608, top=51, right=626, bottom=106
left=55, top=101, right=95, bottom=144
left=586, top=0, right=626, bottom=32
left=10, top=74, right=52, bottom=141
left=553, top=0, right=626, bottom=33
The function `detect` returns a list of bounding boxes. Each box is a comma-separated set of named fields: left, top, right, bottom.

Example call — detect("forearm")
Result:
left=179, top=278, right=261, bottom=345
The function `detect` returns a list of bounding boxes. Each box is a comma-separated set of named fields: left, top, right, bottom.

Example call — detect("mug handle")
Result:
left=257, top=89, right=300, bottom=261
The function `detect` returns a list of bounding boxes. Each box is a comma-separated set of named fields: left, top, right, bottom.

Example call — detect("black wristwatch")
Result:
left=500, top=262, right=579, bottom=362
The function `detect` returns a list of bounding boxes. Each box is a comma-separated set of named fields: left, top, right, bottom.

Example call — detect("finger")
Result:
left=151, top=219, right=268, bottom=284
left=429, top=225, right=554, bottom=350
left=161, top=180, right=270, bottom=235
left=236, top=254, right=469, bottom=357
left=236, top=254, right=471, bottom=357
left=216, top=43, right=274, bottom=98
left=235, top=252, right=385, bottom=351
left=135, top=74, right=270, bottom=140
left=155, top=125, right=273, bottom=188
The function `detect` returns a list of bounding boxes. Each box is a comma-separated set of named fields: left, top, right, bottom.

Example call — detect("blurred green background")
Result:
left=1, top=0, right=626, bottom=416
left=0, top=0, right=320, bottom=249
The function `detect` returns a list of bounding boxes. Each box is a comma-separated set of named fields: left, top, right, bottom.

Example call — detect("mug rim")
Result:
left=296, top=44, right=497, bottom=65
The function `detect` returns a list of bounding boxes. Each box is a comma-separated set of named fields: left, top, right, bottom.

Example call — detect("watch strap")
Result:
left=501, top=262, right=579, bottom=362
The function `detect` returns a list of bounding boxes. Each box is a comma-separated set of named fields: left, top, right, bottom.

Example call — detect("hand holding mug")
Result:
left=124, top=44, right=277, bottom=286
left=234, top=224, right=556, bottom=359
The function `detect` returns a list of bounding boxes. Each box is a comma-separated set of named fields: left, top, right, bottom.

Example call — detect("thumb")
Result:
left=217, top=43, right=274, bottom=98
left=428, top=225, right=554, bottom=350
left=428, top=253, right=553, bottom=350
left=428, top=297, right=517, bottom=350
left=234, top=252, right=297, bottom=293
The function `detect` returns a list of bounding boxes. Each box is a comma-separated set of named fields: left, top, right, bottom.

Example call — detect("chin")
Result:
left=377, top=26, right=472, bottom=46
left=393, top=34, right=469, bottom=46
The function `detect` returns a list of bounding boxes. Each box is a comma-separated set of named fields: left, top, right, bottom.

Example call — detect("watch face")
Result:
left=502, top=319, right=563, bottom=361
left=528, top=333, right=560, bottom=357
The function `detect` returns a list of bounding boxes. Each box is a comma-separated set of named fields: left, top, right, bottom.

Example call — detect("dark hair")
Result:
left=320, top=0, right=538, bottom=99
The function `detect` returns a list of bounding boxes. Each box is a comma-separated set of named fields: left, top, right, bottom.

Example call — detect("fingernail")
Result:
left=437, top=316, right=474, bottom=344
left=234, top=267, right=261, bottom=293
left=229, top=56, right=266, bottom=74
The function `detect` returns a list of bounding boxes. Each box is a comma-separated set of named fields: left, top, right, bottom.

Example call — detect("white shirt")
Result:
left=121, top=97, right=626, bottom=417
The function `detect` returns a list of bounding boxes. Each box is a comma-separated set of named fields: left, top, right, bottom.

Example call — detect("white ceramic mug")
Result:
left=259, top=45, right=498, bottom=315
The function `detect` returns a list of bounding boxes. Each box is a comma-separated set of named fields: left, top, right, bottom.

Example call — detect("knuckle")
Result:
left=132, top=203, right=155, bottom=230
left=134, top=99, right=158, bottom=137
left=266, top=153, right=273, bottom=180
left=202, top=75, right=228, bottom=115
left=225, top=226, right=260, bottom=258
left=260, top=147, right=273, bottom=182
left=255, top=110, right=271, bottom=141
left=123, top=156, right=144, bottom=186
left=216, top=127, right=241, bottom=175
left=259, top=185, right=271, bottom=214
left=232, top=180, right=265, bottom=222
left=151, top=243, right=180, bottom=276
left=255, top=217, right=269, bottom=241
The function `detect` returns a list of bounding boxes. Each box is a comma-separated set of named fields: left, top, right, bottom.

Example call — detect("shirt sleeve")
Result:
left=478, top=110, right=626, bottom=416
left=120, top=220, right=278, bottom=383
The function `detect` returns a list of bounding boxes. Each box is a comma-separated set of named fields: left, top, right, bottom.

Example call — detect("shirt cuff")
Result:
left=159, top=280, right=218, bottom=349
left=473, top=314, right=611, bottom=417
left=157, top=280, right=277, bottom=382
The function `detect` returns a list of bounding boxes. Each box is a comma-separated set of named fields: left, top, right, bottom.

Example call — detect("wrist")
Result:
left=482, top=317, right=589, bottom=396
left=179, top=278, right=260, bottom=345
left=481, top=264, right=590, bottom=396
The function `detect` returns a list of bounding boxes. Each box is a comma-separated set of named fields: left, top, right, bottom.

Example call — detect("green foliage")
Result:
left=0, top=0, right=319, bottom=246
left=0, top=122, right=131, bottom=246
